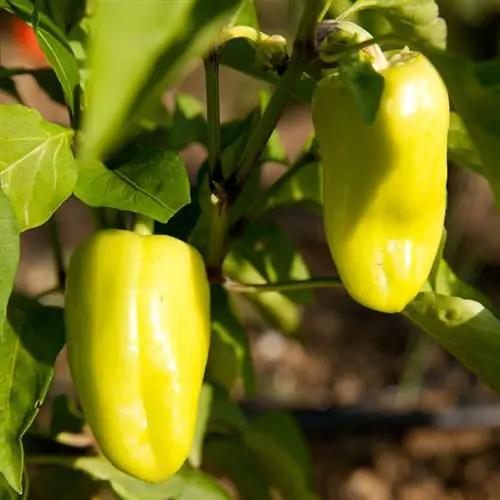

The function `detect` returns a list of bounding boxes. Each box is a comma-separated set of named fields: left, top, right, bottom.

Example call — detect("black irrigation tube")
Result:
left=240, top=402, right=500, bottom=434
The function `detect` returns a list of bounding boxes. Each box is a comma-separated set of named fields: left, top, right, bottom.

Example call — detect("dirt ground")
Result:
left=5, top=9, right=500, bottom=500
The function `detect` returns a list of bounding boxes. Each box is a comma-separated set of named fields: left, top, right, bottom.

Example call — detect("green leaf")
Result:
left=219, top=38, right=315, bottom=101
left=204, top=437, right=273, bottom=500
left=0, top=296, right=65, bottom=493
left=349, top=0, right=447, bottom=49
left=34, top=26, right=80, bottom=110
left=207, top=286, right=254, bottom=395
left=0, top=73, right=21, bottom=102
left=225, top=254, right=304, bottom=334
left=188, top=384, right=212, bottom=468
left=0, top=473, right=21, bottom=499
left=81, top=0, right=241, bottom=162
left=224, top=216, right=311, bottom=335
left=228, top=219, right=313, bottom=304
left=0, top=68, right=65, bottom=106
left=422, top=46, right=500, bottom=206
left=3, top=1, right=80, bottom=110
left=74, top=458, right=231, bottom=500
left=405, top=293, right=500, bottom=395
left=429, top=259, right=492, bottom=308
left=230, top=0, right=259, bottom=29
left=261, top=159, right=322, bottom=215
left=165, top=94, right=207, bottom=151
left=0, top=105, right=77, bottom=231
left=0, top=189, right=19, bottom=326
left=49, top=395, right=85, bottom=437
left=447, top=112, right=483, bottom=175
left=41, top=0, right=85, bottom=32
left=339, top=57, right=385, bottom=125
left=28, top=466, right=99, bottom=500
left=244, top=412, right=319, bottom=500
left=74, top=146, right=190, bottom=224
left=206, top=384, right=247, bottom=437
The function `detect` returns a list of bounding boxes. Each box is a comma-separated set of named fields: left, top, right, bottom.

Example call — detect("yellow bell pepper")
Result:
left=312, top=51, right=449, bottom=312
left=65, top=230, right=210, bottom=482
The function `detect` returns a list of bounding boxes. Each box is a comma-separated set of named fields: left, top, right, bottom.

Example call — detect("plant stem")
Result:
left=133, top=214, right=155, bottom=235
left=224, top=44, right=309, bottom=201
left=395, top=333, right=436, bottom=407
left=26, top=455, right=79, bottom=468
left=206, top=194, right=228, bottom=271
left=204, top=51, right=222, bottom=183
left=49, top=215, right=66, bottom=289
left=224, top=276, right=343, bottom=294
left=336, top=0, right=377, bottom=21
left=204, top=49, right=228, bottom=272
left=35, top=286, right=63, bottom=300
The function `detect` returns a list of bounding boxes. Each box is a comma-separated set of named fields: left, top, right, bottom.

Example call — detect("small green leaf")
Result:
left=208, top=286, right=254, bottom=395
left=81, top=0, right=241, bottom=162
left=204, top=437, right=273, bottom=500
left=166, top=94, right=207, bottom=151
left=206, top=384, right=247, bottom=437
left=41, top=0, right=85, bottom=32
left=224, top=218, right=311, bottom=334
left=422, top=46, right=500, bottom=206
left=188, top=384, right=212, bottom=468
left=230, top=0, right=259, bottom=29
left=0, top=296, right=65, bottom=493
left=74, top=146, right=190, bottom=224
left=0, top=105, right=77, bottom=231
left=261, top=160, right=322, bottom=215
left=228, top=219, right=313, bottom=304
left=49, top=395, right=85, bottom=437
left=0, top=71, right=21, bottom=102
left=405, top=293, right=500, bottom=395
left=219, top=38, right=315, bottom=101
left=0, top=472, right=21, bottom=499
left=0, top=68, right=65, bottom=105
left=247, top=412, right=315, bottom=489
left=0, top=188, right=19, bottom=324
left=74, top=458, right=231, bottom=500
left=349, top=0, right=447, bottom=49
left=34, top=25, right=80, bottom=110
left=225, top=256, right=304, bottom=335
left=339, top=58, right=385, bottom=125
left=429, top=259, right=491, bottom=308
left=4, top=2, right=80, bottom=110
left=447, top=112, right=483, bottom=175
left=28, top=466, right=99, bottom=500
left=244, top=412, right=319, bottom=500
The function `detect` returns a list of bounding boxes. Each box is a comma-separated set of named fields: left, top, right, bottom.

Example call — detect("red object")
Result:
left=11, top=17, right=47, bottom=64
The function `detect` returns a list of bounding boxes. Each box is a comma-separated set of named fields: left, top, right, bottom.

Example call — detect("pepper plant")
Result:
left=1, top=0, right=500, bottom=498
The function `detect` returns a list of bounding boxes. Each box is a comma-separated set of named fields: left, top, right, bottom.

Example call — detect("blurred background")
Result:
left=4, top=1, right=500, bottom=498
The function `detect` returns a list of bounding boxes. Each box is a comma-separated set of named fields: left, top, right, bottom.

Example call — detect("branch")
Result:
left=224, top=276, right=343, bottom=294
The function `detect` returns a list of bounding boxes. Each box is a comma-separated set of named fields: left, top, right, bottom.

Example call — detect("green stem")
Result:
left=336, top=0, right=377, bottom=21
left=133, top=214, right=155, bottom=235
left=26, top=455, right=79, bottom=468
left=207, top=194, right=228, bottom=270
left=224, top=45, right=309, bottom=200
left=229, top=151, right=316, bottom=236
left=253, top=151, right=316, bottom=220
left=49, top=216, right=66, bottom=289
left=35, top=286, right=63, bottom=300
left=317, top=20, right=389, bottom=70
left=395, top=333, right=436, bottom=407
left=204, top=51, right=222, bottom=183
left=224, top=276, right=343, bottom=294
